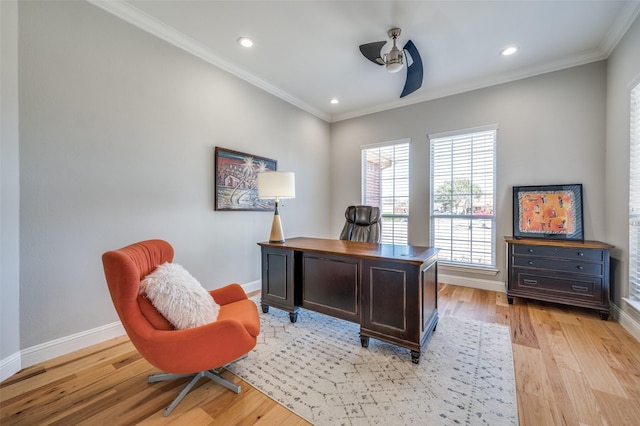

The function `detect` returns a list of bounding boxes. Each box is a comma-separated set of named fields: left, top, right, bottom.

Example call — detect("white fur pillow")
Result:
left=140, top=262, right=220, bottom=329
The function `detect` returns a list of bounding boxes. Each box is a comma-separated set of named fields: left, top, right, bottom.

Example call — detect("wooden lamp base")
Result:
left=269, top=203, right=285, bottom=243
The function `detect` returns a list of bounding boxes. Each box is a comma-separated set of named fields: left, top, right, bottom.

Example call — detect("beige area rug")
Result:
left=228, top=301, right=518, bottom=425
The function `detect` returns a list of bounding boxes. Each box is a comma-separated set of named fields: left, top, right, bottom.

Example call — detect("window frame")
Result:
left=428, top=125, right=497, bottom=268
left=625, top=79, right=640, bottom=312
left=361, top=139, right=410, bottom=245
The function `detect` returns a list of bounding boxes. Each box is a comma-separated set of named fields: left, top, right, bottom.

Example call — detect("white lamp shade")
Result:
left=258, top=172, right=295, bottom=199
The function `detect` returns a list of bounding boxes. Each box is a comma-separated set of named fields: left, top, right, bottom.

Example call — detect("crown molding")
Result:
left=87, top=0, right=330, bottom=122
left=87, top=0, right=640, bottom=124
left=600, top=2, right=640, bottom=56
left=331, top=46, right=610, bottom=122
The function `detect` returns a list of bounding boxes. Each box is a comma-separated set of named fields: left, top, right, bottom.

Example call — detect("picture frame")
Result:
left=214, top=147, right=277, bottom=211
left=512, top=184, right=584, bottom=240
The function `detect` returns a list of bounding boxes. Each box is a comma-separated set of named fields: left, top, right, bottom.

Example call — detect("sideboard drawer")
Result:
left=510, top=268, right=603, bottom=303
left=512, top=244, right=604, bottom=262
left=511, top=256, right=603, bottom=275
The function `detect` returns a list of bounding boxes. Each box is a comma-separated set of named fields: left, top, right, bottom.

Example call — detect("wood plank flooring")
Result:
left=2, top=284, right=640, bottom=425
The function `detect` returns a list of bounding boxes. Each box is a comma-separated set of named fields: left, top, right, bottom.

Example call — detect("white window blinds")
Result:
left=362, top=141, right=410, bottom=245
left=429, top=127, right=496, bottom=267
left=629, top=82, right=640, bottom=305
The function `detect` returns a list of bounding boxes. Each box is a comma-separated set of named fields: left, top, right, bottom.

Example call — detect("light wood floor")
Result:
left=2, top=284, right=640, bottom=425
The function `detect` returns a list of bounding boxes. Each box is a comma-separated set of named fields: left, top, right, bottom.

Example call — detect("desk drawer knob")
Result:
left=577, top=265, right=584, bottom=270
left=528, top=261, right=534, bottom=265
left=528, top=248, right=534, bottom=253
left=577, top=252, right=584, bottom=256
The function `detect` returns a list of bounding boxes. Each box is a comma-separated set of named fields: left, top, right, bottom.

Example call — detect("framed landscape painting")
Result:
left=513, top=184, right=584, bottom=240
left=214, top=147, right=277, bottom=211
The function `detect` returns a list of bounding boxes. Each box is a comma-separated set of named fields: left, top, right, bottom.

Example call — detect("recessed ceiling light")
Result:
left=500, top=46, right=518, bottom=56
left=238, top=37, right=253, bottom=48
left=330, top=98, right=339, bottom=105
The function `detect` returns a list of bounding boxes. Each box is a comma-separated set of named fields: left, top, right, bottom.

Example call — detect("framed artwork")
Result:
left=214, top=147, right=277, bottom=211
left=513, top=184, right=584, bottom=240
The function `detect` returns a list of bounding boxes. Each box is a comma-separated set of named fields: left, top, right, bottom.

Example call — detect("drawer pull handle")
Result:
left=528, top=261, right=534, bottom=265
left=523, top=279, right=538, bottom=285
left=572, top=285, right=589, bottom=292
left=577, top=265, right=584, bottom=270
left=528, top=248, right=534, bottom=253
left=577, top=252, right=584, bottom=256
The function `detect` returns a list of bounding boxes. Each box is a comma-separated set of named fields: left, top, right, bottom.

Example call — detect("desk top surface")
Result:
left=258, top=237, right=439, bottom=265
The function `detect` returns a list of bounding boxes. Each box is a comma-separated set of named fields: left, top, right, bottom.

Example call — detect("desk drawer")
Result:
left=512, top=256, right=603, bottom=275
left=512, top=244, right=604, bottom=262
left=510, top=269, right=603, bottom=303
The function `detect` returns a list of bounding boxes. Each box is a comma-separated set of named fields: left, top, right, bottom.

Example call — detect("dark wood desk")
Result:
left=258, top=237, right=439, bottom=363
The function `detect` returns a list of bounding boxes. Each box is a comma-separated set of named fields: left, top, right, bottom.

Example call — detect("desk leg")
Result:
left=360, top=336, right=369, bottom=348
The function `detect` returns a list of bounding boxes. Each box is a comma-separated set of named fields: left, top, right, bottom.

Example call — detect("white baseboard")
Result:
left=0, top=281, right=262, bottom=382
left=1, top=321, right=125, bottom=383
left=243, top=279, right=261, bottom=294
left=21, top=321, right=126, bottom=370
left=611, top=303, right=640, bottom=342
left=0, top=351, right=22, bottom=383
left=439, top=273, right=506, bottom=293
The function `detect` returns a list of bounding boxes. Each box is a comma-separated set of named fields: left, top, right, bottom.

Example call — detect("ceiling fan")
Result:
left=359, top=28, right=423, bottom=98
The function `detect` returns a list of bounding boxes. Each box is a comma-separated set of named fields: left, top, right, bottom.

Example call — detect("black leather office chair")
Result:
left=339, top=205, right=381, bottom=243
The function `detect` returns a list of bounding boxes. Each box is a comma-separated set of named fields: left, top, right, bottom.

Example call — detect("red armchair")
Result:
left=102, top=239, right=260, bottom=416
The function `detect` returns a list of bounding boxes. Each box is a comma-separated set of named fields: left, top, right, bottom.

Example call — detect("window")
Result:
left=429, top=126, right=496, bottom=267
left=362, top=140, right=410, bottom=244
left=628, top=81, right=640, bottom=310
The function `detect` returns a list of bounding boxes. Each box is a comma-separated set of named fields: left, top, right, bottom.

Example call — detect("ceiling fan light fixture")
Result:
left=384, top=29, right=404, bottom=73
left=358, top=26, right=423, bottom=97
left=386, top=62, right=404, bottom=73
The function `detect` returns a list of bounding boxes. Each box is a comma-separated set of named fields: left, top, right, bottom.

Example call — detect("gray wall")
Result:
left=17, top=1, right=330, bottom=349
left=606, top=16, right=640, bottom=324
left=1, top=0, right=21, bottom=363
left=330, top=61, right=608, bottom=284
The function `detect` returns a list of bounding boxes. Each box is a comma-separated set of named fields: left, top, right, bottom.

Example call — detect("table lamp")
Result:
left=258, top=171, right=295, bottom=243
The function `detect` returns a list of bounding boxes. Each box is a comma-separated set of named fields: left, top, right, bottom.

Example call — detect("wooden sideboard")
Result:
left=259, top=237, right=440, bottom=363
left=505, top=237, right=614, bottom=319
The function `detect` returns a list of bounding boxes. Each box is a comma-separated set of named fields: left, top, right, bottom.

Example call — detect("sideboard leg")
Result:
left=261, top=304, right=269, bottom=314
left=289, top=312, right=298, bottom=323
left=410, top=350, right=421, bottom=364
left=507, top=296, right=514, bottom=305
left=360, top=336, right=369, bottom=348
left=599, top=311, right=609, bottom=320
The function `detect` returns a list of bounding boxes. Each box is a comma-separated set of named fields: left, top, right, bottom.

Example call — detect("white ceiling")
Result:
left=91, top=1, right=640, bottom=122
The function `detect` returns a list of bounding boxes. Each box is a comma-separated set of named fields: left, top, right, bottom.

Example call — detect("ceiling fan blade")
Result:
left=400, top=40, right=423, bottom=98
left=359, top=41, right=386, bottom=65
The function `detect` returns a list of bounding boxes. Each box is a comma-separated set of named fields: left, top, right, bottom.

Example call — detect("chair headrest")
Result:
left=345, top=205, right=380, bottom=226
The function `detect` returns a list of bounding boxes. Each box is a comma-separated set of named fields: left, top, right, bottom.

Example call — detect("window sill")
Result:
left=437, top=263, right=499, bottom=276
left=623, top=297, right=640, bottom=314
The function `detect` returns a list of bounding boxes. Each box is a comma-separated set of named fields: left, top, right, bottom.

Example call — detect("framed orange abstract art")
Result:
left=512, top=184, right=583, bottom=240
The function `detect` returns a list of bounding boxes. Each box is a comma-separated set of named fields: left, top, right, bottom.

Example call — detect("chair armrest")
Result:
left=209, top=283, right=248, bottom=305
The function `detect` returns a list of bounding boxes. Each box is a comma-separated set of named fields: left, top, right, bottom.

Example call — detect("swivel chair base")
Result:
left=148, top=355, right=246, bottom=416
